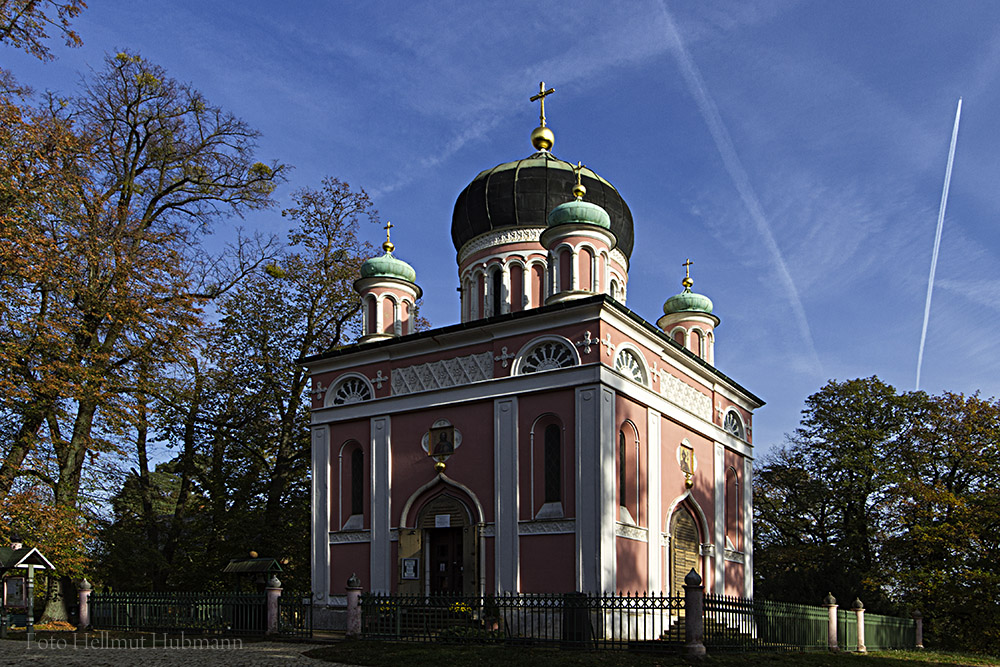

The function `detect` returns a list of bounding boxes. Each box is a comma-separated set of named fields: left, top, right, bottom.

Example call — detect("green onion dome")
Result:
left=547, top=198, right=612, bottom=230
left=663, top=286, right=714, bottom=315
left=360, top=250, right=416, bottom=283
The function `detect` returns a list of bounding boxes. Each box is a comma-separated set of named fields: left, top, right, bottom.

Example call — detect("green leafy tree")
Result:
left=754, top=377, right=928, bottom=610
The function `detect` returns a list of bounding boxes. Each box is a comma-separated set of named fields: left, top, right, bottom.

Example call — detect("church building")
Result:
left=304, top=84, right=763, bottom=617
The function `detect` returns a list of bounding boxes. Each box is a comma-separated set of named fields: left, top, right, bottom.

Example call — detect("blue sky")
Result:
left=6, top=1, right=999, bottom=455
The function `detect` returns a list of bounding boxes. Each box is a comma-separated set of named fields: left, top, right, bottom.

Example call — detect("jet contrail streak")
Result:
left=658, top=3, right=822, bottom=375
left=916, top=98, right=962, bottom=391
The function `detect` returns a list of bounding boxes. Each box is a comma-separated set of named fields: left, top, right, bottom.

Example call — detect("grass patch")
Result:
left=304, top=641, right=1000, bottom=667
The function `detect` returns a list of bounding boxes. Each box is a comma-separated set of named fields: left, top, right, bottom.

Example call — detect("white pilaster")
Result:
left=743, top=456, right=754, bottom=597
left=501, top=263, right=511, bottom=315
left=494, top=397, right=519, bottom=592
left=370, top=416, right=392, bottom=592
left=571, top=249, right=580, bottom=290
left=714, top=441, right=725, bottom=594
left=575, top=385, right=616, bottom=593
left=311, top=426, right=330, bottom=604
left=646, top=409, right=662, bottom=593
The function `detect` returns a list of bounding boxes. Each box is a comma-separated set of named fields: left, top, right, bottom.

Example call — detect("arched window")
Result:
left=724, top=410, right=745, bottom=440
left=614, top=347, right=648, bottom=386
left=544, top=424, right=561, bottom=503
left=509, top=263, right=524, bottom=313
left=610, top=278, right=619, bottom=301
left=579, top=247, right=594, bottom=291
left=351, top=449, right=364, bottom=516
left=328, top=374, right=374, bottom=406
left=725, top=466, right=739, bottom=551
left=530, top=262, right=545, bottom=308
left=618, top=430, right=627, bottom=511
left=491, top=266, right=502, bottom=316
left=515, top=338, right=578, bottom=374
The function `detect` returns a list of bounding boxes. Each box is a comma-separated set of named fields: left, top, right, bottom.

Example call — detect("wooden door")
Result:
left=428, top=527, right=464, bottom=595
left=670, top=509, right=700, bottom=596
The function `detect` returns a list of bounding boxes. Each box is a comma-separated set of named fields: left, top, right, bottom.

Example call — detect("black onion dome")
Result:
left=452, top=151, right=634, bottom=259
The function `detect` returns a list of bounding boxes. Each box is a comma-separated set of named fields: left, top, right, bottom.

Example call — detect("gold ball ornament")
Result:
left=531, top=126, right=554, bottom=151
left=573, top=182, right=587, bottom=200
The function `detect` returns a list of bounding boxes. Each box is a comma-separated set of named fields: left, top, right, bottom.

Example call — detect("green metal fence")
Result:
left=277, top=591, right=313, bottom=638
left=864, top=611, right=916, bottom=649
left=361, top=592, right=686, bottom=649
left=90, top=592, right=266, bottom=635
left=704, top=595, right=830, bottom=652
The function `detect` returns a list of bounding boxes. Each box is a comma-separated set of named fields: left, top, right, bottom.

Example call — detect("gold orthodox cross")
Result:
left=573, top=161, right=585, bottom=187
left=683, top=258, right=693, bottom=279
left=530, top=81, right=555, bottom=127
left=384, top=221, right=393, bottom=243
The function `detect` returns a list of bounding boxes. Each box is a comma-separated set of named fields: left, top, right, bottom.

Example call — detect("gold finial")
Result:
left=572, top=161, right=587, bottom=200
left=529, top=81, right=556, bottom=151
left=682, top=259, right=694, bottom=289
left=382, top=221, right=394, bottom=253
left=435, top=460, right=446, bottom=473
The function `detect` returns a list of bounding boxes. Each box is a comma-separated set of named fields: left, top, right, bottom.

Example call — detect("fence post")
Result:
left=266, top=575, right=282, bottom=635
left=851, top=598, right=866, bottom=653
left=78, top=579, right=92, bottom=630
left=823, top=592, right=838, bottom=651
left=684, top=569, right=706, bottom=658
left=346, top=574, right=362, bottom=638
left=912, top=610, right=923, bottom=649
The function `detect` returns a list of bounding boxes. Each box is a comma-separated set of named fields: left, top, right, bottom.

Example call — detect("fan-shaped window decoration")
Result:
left=614, top=348, right=647, bottom=385
left=331, top=375, right=373, bottom=406
left=520, top=341, right=576, bottom=374
left=724, top=410, right=745, bottom=439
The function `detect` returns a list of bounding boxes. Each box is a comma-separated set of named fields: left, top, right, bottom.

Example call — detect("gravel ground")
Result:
left=0, top=636, right=348, bottom=666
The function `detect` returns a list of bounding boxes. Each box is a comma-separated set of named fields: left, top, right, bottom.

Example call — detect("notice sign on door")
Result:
left=435, top=514, right=451, bottom=528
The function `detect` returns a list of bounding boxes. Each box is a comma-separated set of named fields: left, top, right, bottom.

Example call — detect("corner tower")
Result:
left=355, top=222, right=421, bottom=342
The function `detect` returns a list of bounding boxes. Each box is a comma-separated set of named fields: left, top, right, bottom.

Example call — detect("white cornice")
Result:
left=457, top=227, right=546, bottom=265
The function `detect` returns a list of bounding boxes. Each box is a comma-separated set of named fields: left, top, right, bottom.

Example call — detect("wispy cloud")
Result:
left=657, top=1, right=822, bottom=375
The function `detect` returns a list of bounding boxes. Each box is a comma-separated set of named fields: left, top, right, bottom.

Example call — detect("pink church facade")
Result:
left=305, top=120, right=762, bottom=618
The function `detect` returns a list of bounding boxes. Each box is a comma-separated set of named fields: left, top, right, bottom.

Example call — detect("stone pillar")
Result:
left=852, top=598, right=866, bottom=653
left=684, top=569, right=706, bottom=659
left=346, top=574, right=363, bottom=638
left=78, top=578, right=92, bottom=630
left=25, top=565, right=35, bottom=642
left=913, top=611, right=924, bottom=649
left=823, top=592, right=838, bottom=651
left=265, top=575, right=282, bottom=635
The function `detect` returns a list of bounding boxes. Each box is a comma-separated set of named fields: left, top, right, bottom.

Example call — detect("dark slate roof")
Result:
left=222, top=558, right=283, bottom=574
left=451, top=152, right=634, bottom=259
left=0, top=546, right=54, bottom=570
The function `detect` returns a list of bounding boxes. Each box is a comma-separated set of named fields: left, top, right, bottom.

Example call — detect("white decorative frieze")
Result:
left=659, top=371, right=713, bottom=421
left=518, top=519, right=576, bottom=535
left=329, top=530, right=371, bottom=544
left=615, top=522, right=648, bottom=542
left=391, top=352, right=494, bottom=395
left=458, top=227, right=545, bottom=264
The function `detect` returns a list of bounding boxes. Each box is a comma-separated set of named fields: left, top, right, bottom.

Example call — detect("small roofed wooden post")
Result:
left=0, top=537, right=55, bottom=642
left=222, top=554, right=283, bottom=592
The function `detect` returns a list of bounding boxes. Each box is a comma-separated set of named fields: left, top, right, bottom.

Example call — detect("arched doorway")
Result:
left=669, top=507, right=701, bottom=596
left=399, top=494, right=477, bottom=596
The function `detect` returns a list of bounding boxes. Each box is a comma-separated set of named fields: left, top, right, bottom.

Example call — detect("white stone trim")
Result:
left=370, top=416, right=391, bottom=593
left=398, top=472, right=486, bottom=528
left=311, top=425, right=330, bottom=605
left=391, top=352, right=493, bottom=395
left=575, top=385, right=616, bottom=594
left=329, top=530, right=370, bottom=544
left=646, top=409, right=662, bottom=593
left=325, top=372, right=375, bottom=408
left=615, top=522, right=648, bottom=542
left=494, top=397, right=519, bottom=593
left=714, top=441, right=725, bottom=595
left=518, top=519, right=575, bottom=535
left=457, top=227, right=545, bottom=265
left=743, top=457, right=754, bottom=597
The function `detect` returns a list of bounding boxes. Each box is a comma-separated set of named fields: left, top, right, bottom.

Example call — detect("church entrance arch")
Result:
left=399, top=493, right=478, bottom=596
left=669, top=506, right=701, bottom=596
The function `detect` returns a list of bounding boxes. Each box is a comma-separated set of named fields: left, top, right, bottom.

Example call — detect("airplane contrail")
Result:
left=916, top=98, right=962, bottom=391
left=658, top=3, right=822, bottom=375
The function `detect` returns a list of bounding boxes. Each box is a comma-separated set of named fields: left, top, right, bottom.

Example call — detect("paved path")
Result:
left=0, top=637, right=352, bottom=666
